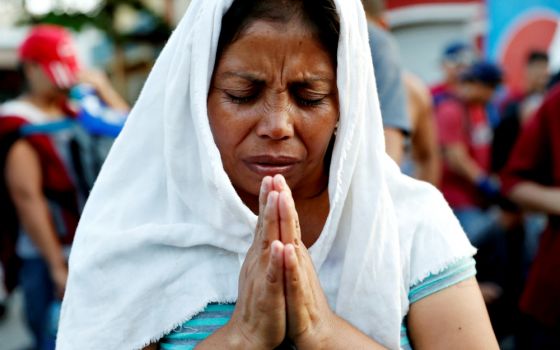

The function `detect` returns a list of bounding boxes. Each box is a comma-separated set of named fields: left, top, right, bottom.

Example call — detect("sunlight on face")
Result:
left=207, top=19, right=339, bottom=202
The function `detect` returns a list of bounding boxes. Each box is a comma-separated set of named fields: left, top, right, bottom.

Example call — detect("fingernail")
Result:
left=286, top=244, right=296, bottom=261
left=271, top=240, right=282, bottom=258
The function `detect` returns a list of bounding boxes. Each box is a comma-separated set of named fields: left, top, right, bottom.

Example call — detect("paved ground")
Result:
left=0, top=289, right=33, bottom=350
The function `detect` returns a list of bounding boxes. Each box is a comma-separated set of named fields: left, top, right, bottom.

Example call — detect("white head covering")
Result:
left=57, top=0, right=475, bottom=349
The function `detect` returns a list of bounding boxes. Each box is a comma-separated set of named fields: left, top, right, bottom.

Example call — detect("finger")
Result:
left=266, top=240, right=285, bottom=287
left=261, top=191, right=280, bottom=250
left=284, top=243, right=309, bottom=332
left=259, top=176, right=273, bottom=214
left=273, top=174, right=292, bottom=195
left=257, top=176, right=273, bottom=237
left=279, top=190, right=301, bottom=245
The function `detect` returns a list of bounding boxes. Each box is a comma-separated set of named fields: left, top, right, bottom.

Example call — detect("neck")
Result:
left=22, top=94, right=65, bottom=118
left=296, top=184, right=330, bottom=247
left=238, top=176, right=330, bottom=247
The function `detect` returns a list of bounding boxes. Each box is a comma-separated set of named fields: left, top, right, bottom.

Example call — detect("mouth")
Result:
left=243, top=155, right=300, bottom=176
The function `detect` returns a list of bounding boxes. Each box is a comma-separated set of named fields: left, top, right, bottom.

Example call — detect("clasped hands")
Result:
left=227, top=174, right=337, bottom=349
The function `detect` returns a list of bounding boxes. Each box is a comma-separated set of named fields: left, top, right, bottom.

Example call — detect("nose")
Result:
left=255, top=94, right=294, bottom=140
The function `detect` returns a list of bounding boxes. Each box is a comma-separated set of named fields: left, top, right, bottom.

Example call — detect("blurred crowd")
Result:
left=1, top=0, right=560, bottom=349
left=0, top=25, right=129, bottom=350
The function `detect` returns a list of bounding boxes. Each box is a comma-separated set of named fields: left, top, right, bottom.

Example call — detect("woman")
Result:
left=57, top=0, right=498, bottom=349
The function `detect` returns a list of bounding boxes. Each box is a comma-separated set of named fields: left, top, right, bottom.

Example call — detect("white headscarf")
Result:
left=57, top=0, right=475, bottom=349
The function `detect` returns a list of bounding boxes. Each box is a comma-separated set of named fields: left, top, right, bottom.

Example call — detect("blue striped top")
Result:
left=160, top=257, right=476, bottom=350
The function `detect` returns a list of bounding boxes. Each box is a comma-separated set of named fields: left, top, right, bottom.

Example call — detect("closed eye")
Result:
left=226, top=92, right=258, bottom=104
left=295, top=96, right=325, bottom=107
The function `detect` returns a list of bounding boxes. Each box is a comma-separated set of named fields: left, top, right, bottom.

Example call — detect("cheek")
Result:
left=300, top=109, right=338, bottom=157
left=207, top=94, right=252, bottom=159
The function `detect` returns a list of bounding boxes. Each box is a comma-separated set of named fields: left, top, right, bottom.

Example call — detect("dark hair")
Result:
left=460, top=60, right=503, bottom=89
left=216, top=0, right=339, bottom=64
left=527, top=50, right=549, bottom=65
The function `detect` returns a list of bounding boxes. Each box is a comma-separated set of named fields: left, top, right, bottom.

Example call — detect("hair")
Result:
left=216, top=0, right=339, bottom=64
left=527, top=50, right=549, bottom=65
left=361, top=0, right=385, bottom=18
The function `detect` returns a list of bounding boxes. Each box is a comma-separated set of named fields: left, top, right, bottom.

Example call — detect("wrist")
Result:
left=475, top=175, right=501, bottom=197
left=219, top=320, right=268, bottom=350
left=46, top=256, right=66, bottom=273
left=293, top=312, right=337, bottom=350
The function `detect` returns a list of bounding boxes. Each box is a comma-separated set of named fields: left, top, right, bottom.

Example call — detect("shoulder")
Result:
left=0, top=100, right=48, bottom=124
left=541, top=84, right=560, bottom=119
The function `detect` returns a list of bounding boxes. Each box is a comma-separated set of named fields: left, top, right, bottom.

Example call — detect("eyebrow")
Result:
left=221, top=71, right=264, bottom=82
left=220, top=71, right=334, bottom=84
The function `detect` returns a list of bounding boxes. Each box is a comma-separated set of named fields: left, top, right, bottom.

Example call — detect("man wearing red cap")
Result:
left=0, top=24, right=128, bottom=349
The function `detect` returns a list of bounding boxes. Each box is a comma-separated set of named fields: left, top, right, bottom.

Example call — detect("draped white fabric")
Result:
left=57, top=0, right=475, bottom=349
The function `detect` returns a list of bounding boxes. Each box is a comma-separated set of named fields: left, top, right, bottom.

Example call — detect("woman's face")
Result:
left=208, top=19, right=338, bottom=201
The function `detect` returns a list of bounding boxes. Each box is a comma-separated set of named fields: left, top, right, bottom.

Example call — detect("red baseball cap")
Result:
left=19, top=25, right=81, bottom=89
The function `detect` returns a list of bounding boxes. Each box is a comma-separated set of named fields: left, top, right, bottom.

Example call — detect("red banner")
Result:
left=387, top=0, right=482, bottom=10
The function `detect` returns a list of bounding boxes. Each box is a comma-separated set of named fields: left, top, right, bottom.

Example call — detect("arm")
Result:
left=304, top=316, right=386, bottom=350
left=5, top=140, right=68, bottom=296
left=435, top=101, right=486, bottom=184
left=385, top=127, right=405, bottom=164
left=406, top=74, right=441, bottom=186
left=408, top=276, right=499, bottom=350
left=79, top=70, right=130, bottom=111
left=509, top=182, right=560, bottom=215
left=501, top=91, right=559, bottom=215
left=443, top=143, right=484, bottom=184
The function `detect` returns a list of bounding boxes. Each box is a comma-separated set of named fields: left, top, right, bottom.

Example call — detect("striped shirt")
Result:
left=160, top=257, right=476, bottom=349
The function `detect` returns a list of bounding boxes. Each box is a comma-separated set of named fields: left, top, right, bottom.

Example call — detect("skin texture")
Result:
left=145, top=16, right=498, bottom=350
left=207, top=20, right=338, bottom=212
left=384, top=128, right=405, bottom=164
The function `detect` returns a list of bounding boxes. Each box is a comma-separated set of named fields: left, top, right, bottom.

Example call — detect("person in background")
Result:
left=0, top=24, right=128, bottom=350
left=436, top=59, right=512, bottom=337
left=491, top=54, right=551, bottom=316
left=402, top=71, right=441, bottom=187
left=431, top=41, right=476, bottom=108
left=520, top=51, right=550, bottom=118
left=494, top=51, right=550, bottom=174
left=436, top=60, right=503, bottom=245
left=361, top=0, right=410, bottom=164
left=501, top=83, right=560, bottom=349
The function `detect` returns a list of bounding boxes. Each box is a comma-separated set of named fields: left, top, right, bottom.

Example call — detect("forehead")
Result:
left=214, top=20, right=335, bottom=78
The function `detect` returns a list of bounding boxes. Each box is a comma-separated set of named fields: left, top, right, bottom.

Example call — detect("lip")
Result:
left=243, top=155, right=300, bottom=176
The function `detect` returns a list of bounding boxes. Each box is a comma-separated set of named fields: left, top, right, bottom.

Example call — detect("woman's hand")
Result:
left=273, top=175, right=337, bottom=349
left=225, top=176, right=287, bottom=349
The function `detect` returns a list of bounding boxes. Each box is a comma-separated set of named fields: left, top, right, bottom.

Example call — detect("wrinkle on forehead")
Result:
left=217, top=20, right=334, bottom=91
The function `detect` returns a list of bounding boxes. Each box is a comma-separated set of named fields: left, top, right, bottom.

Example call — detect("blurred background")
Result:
left=0, top=1, right=559, bottom=350
left=0, top=0, right=558, bottom=105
